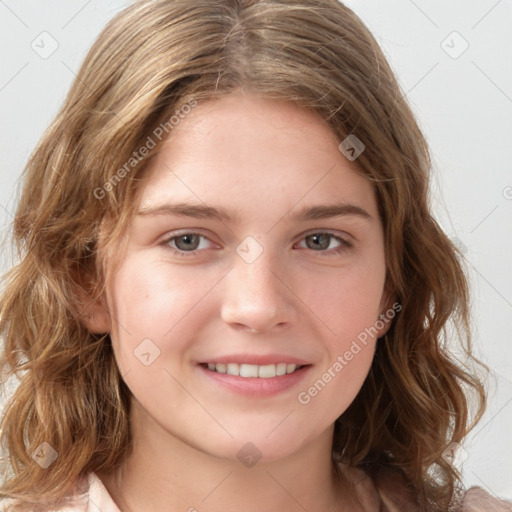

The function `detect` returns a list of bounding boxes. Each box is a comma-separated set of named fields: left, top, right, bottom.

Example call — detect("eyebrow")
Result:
left=137, top=201, right=372, bottom=222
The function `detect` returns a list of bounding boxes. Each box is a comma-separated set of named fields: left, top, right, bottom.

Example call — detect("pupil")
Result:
left=177, top=234, right=199, bottom=251
left=308, top=234, right=329, bottom=250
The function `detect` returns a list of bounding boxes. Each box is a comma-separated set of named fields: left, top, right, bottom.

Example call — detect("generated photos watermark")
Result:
left=93, top=97, right=198, bottom=200
left=338, top=134, right=365, bottom=161
left=297, top=302, right=402, bottom=405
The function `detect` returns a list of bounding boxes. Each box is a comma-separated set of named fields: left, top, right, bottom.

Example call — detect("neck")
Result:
left=97, top=400, right=362, bottom=512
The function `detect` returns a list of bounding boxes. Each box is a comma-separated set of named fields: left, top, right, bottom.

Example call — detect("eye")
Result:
left=297, top=232, right=351, bottom=253
left=164, top=233, right=214, bottom=255
left=161, top=231, right=351, bottom=258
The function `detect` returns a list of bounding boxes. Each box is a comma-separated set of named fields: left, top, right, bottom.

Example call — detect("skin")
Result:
left=91, top=92, right=391, bottom=511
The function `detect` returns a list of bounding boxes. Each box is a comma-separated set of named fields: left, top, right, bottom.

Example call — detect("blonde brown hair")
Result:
left=0, top=0, right=486, bottom=510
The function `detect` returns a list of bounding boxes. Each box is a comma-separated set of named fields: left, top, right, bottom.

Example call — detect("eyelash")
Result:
left=160, top=231, right=352, bottom=258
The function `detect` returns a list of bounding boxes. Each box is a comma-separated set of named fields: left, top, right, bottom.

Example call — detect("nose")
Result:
left=220, top=247, right=298, bottom=334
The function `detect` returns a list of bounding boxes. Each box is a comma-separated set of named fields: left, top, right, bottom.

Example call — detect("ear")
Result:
left=72, top=268, right=112, bottom=334
left=82, top=292, right=112, bottom=334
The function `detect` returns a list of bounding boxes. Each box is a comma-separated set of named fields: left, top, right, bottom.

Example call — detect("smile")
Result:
left=204, top=362, right=304, bottom=378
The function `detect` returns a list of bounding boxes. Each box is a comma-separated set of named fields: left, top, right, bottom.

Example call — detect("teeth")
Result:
left=258, top=364, right=276, bottom=378
left=240, top=364, right=258, bottom=378
left=276, top=363, right=287, bottom=376
left=206, top=362, right=299, bottom=378
left=226, top=363, right=239, bottom=376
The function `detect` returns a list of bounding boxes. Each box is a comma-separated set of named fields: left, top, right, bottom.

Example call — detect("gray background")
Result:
left=1, top=0, right=511, bottom=499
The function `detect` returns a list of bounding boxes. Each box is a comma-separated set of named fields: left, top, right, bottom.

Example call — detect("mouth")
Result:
left=200, top=362, right=307, bottom=378
left=197, top=359, right=312, bottom=397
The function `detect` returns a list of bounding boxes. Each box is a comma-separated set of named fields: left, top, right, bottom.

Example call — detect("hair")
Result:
left=0, top=0, right=486, bottom=510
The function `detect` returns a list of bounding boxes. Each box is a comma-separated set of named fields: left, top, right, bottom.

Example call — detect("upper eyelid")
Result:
left=162, top=230, right=215, bottom=244
left=164, top=231, right=216, bottom=248
left=297, top=232, right=350, bottom=245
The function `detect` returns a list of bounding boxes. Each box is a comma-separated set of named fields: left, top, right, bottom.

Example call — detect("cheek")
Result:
left=296, top=269, right=384, bottom=419
left=106, top=254, right=220, bottom=366
left=301, top=253, right=386, bottom=412
left=304, top=257, right=386, bottom=343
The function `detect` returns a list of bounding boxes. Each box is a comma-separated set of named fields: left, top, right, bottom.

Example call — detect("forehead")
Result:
left=139, top=93, right=377, bottom=221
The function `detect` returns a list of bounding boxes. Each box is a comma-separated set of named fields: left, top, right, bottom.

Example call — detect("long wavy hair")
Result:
left=0, top=0, right=486, bottom=510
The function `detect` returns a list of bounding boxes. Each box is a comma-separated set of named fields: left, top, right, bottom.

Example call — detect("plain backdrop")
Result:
left=1, top=0, right=511, bottom=500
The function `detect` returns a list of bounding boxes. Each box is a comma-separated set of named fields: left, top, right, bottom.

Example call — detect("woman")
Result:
left=1, top=1, right=510, bottom=510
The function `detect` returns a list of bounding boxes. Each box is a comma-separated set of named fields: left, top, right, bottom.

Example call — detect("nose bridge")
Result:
left=233, top=240, right=280, bottom=304
left=220, top=236, right=296, bottom=331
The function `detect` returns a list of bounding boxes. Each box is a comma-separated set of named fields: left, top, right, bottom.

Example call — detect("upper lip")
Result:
left=199, top=354, right=311, bottom=366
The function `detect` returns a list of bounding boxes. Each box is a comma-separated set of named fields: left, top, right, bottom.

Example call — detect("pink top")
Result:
left=1, top=469, right=511, bottom=511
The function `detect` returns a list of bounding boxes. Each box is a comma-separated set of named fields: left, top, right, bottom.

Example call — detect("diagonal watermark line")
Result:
left=0, top=0, right=29, bottom=28
left=61, top=61, right=129, bottom=127
left=201, top=470, right=233, bottom=502
left=162, top=267, right=233, bottom=337
left=470, top=264, right=512, bottom=308
left=472, top=0, right=503, bottom=29
left=472, top=61, right=512, bottom=105
left=0, top=203, right=14, bottom=219
left=162, top=163, right=235, bottom=236
left=470, top=471, right=499, bottom=497
left=405, top=62, right=439, bottom=97
left=87, top=495, right=104, bottom=512
left=470, top=205, right=499, bottom=233
left=473, top=398, right=512, bottom=437
left=120, top=368, right=131, bottom=380
left=91, top=295, right=132, bottom=337
left=108, top=310, right=132, bottom=337
left=163, top=368, right=234, bottom=438
left=265, top=163, right=337, bottom=234
left=266, top=267, right=336, bottom=335
left=265, top=410, right=293, bottom=438
left=0, top=62, right=29, bottom=92
left=266, top=471, right=309, bottom=512
left=406, top=0, right=439, bottom=29
left=61, top=0, right=92, bottom=29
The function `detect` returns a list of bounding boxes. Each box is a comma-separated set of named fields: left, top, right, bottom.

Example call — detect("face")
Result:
left=96, top=93, right=390, bottom=463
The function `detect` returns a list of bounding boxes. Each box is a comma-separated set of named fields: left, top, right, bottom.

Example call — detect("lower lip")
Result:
left=198, top=364, right=312, bottom=397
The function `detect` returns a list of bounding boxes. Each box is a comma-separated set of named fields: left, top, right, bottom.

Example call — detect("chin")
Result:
left=196, top=426, right=318, bottom=465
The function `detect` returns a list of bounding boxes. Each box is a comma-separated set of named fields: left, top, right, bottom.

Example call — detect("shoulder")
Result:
left=458, top=486, right=512, bottom=512
left=338, top=463, right=512, bottom=512
left=85, top=472, right=120, bottom=512
left=0, top=472, right=120, bottom=512
left=337, top=463, right=418, bottom=511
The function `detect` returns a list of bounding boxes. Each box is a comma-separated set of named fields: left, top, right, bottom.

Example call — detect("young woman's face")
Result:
left=102, top=93, right=389, bottom=462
